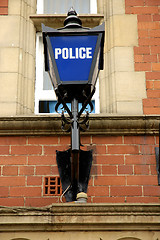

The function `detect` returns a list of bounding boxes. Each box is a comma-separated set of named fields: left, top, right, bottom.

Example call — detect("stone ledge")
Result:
left=0, top=115, right=159, bottom=136
left=0, top=204, right=159, bottom=232
left=30, top=14, right=104, bottom=31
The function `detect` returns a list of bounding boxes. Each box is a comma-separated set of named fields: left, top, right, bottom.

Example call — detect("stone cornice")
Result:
left=0, top=115, right=159, bottom=136
left=30, top=14, right=104, bottom=31
left=0, top=204, right=159, bottom=232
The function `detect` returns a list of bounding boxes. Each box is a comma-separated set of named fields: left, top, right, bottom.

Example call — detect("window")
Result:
left=35, top=0, right=99, bottom=114
left=44, top=176, right=62, bottom=196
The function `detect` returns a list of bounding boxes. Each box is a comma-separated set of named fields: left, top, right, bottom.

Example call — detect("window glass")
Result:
left=39, top=35, right=53, bottom=91
left=44, top=0, right=90, bottom=14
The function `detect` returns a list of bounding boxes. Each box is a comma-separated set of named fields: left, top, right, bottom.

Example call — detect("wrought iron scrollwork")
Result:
left=55, top=87, right=95, bottom=133
left=55, top=99, right=93, bottom=133
left=61, top=111, right=72, bottom=132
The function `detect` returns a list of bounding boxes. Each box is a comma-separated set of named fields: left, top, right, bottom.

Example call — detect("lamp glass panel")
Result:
left=49, top=35, right=98, bottom=82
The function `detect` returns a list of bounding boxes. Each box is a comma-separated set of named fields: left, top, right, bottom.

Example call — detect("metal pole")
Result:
left=71, top=98, right=80, bottom=200
left=71, top=98, right=79, bottom=151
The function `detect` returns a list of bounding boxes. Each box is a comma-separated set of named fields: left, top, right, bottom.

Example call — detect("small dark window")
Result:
left=39, top=100, right=95, bottom=113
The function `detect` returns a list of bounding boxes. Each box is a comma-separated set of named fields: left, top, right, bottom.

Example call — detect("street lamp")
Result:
left=42, top=8, right=105, bottom=202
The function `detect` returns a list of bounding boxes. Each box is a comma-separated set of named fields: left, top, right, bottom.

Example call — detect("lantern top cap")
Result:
left=64, top=7, right=82, bottom=28
left=67, top=7, right=77, bottom=16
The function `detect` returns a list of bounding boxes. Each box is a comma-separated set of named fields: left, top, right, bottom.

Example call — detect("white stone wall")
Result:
left=0, top=204, right=159, bottom=240
left=0, top=0, right=36, bottom=115
left=98, top=0, right=147, bottom=114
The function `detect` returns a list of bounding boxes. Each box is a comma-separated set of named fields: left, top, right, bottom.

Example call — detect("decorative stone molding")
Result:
left=0, top=204, right=159, bottom=232
left=30, top=14, right=104, bottom=31
left=0, top=115, right=159, bottom=136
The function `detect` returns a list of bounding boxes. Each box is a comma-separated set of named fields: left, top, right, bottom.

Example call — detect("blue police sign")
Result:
left=50, top=35, right=98, bottom=82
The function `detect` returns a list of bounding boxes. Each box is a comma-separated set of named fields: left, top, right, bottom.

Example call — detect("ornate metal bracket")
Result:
left=60, top=110, right=90, bottom=133
left=55, top=87, right=95, bottom=133
left=55, top=89, right=94, bottom=202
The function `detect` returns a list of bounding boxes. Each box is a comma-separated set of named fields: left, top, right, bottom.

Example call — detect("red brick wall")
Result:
left=0, top=135, right=159, bottom=207
left=88, top=135, right=159, bottom=203
left=125, top=0, right=160, bottom=114
left=0, top=1, right=159, bottom=207
left=0, top=0, right=8, bottom=15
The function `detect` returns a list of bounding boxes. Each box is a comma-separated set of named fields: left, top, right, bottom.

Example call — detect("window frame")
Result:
left=35, top=0, right=99, bottom=115
left=35, top=32, right=57, bottom=114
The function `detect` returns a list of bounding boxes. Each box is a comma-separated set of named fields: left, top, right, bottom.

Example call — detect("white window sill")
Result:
left=30, top=14, right=104, bottom=31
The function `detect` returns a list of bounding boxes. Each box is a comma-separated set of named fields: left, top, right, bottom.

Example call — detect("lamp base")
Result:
left=76, top=192, right=88, bottom=203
